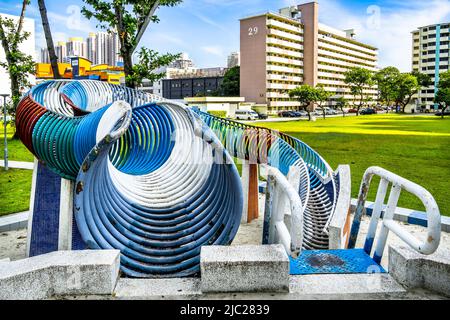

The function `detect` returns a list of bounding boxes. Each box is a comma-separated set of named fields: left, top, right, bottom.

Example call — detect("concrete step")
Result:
left=113, top=273, right=436, bottom=300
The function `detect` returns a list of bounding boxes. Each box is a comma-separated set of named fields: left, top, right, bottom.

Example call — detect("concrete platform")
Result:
left=110, top=273, right=447, bottom=300
left=201, top=245, right=289, bottom=293
left=0, top=211, right=29, bottom=232
left=0, top=250, right=120, bottom=300
left=389, top=245, right=450, bottom=297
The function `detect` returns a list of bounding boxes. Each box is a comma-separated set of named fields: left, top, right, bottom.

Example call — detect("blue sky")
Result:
left=1, top=0, right=450, bottom=71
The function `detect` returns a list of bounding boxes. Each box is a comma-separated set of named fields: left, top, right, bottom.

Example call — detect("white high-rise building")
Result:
left=0, top=13, right=36, bottom=96
left=86, top=32, right=97, bottom=64
left=227, top=52, right=240, bottom=68
left=39, top=31, right=122, bottom=66
left=412, top=23, right=450, bottom=111
left=66, top=37, right=86, bottom=58
left=169, top=53, right=194, bottom=69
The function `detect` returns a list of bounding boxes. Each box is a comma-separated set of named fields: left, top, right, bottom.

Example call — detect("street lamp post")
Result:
left=1, top=94, right=10, bottom=171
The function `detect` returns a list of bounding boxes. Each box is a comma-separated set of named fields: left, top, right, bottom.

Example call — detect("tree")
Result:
left=374, top=67, right=400, bottom=107
left=220, top=66, right=240, bottom=96
left=0, top=0, right=35, bottom=136
left=82, top=0, right=182, bottom=88
left=127, top=47, right=179, bottom=87
left=412, top=70, right=433, bottom=88
left=344, top=67, right=374, bottom=116
left=435, top=70, right=450, bottom=118
left=393, top=73, right=420, bottom=113
left=315, top=85, right=333, bottom=120
left=38, top=0, right=60, bottom=79
left=288, top=85, right=316, bottom=121
left=335, top=96, right=348, bottom=117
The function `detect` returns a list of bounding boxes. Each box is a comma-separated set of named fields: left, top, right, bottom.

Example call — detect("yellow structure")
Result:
left=35, top=56, right=125, bottom=85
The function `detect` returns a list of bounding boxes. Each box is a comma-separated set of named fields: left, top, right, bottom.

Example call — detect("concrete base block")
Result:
left=389, top=245, right=450, bottom=297
left=200, top=245, right=289, bottom=293
left=115, top=278, right=202, bottom=300
left=0, top=250, right=120, bottom=300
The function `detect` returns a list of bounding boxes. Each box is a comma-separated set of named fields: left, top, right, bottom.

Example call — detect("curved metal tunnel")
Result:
left=16, top=80, right=339, bottom=277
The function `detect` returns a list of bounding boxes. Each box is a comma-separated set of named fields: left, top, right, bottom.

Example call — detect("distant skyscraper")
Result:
left=66, top=37, right=86, bottom=58
left=55, top=41, right=67, bottom=62
left=39, top=31, right=122, bottom=66
left=86, top=32, right=97, bottom=64
left=169, top=53, right=194, bottom=69
left=40, top=47, right=50, bottom=63
left=227, top=52, right=240, bottom=68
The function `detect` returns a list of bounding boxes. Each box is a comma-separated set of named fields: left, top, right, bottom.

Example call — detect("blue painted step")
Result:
left=290, top=249, right=386, bottom=275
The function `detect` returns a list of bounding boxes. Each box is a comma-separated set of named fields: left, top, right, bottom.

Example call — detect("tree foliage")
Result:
left=289, top=85, right=331, bottom=121
left=335, top=96, right=348, bottom=117
left=220, top=66, right=240, bottom=96
left=392, top=73, right=420, bottom=113
left=128, top=47, right=179, bottom=87
left=315, top=85, right=333, bottom=120
left=0, top=0, right=35, bottom=136
left=344, top=67, right=374, bottom=115
left=374, top=66, right=400, bottom=106
left=435, top=70, right=450, bottom=118
left=82, top=0, right=182, bottom=88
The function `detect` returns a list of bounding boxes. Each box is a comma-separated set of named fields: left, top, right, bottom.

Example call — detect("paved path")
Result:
left=0, top=160, right=34, bottom=170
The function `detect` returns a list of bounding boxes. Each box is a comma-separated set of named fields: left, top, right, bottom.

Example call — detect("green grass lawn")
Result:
left=256, top=114, right=450, bottom=216
left=0, top=168, right=32, bottom=216
left=0, top=115, right=449, bottom=217
left=0, top=123, right=34, bottom=216
left=0, top=123, right=34, bottom=162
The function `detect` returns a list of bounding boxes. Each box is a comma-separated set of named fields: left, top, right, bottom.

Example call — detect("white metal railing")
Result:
left=262, top=165, right=304, bottom=258
left=349, top=166, right=441, bottom=264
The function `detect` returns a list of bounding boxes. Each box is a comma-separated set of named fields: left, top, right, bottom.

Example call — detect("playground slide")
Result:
left=16, top=80, right=340, bottom=278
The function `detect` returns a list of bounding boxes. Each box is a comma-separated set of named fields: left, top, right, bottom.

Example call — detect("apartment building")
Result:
left=412, top=23, right=450, bottom=111
left=240, top=1, right=378, bottom=113
left=228, top=52, right=241, bottom=68
left=40, top=31, right=123, bottom=66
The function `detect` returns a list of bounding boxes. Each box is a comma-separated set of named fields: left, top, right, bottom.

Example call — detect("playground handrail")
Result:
left=349, top=166, right=441, bottom=264
left=263, top=165, right=304, bottom=258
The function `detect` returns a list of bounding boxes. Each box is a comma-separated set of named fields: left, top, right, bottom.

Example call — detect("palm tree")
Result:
left=37, top=0, right=60, bottom=79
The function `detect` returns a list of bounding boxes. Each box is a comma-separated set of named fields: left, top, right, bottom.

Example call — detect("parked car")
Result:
left=324, top=107, right=338, bottom=115
left=235, top=110, right=259, bottom=121
left=360, top=108, right=377, bottom=115
left=435, top=110, right=450, bottom=116
left=255, top=112, right=268, bottom=120
left=347, top=108, right=358, bottom=113
left=297, top=110, right=308, bottom=117
left=291, top=111, right=305, bottom=117
left=278, top=111, right=296, bottom=118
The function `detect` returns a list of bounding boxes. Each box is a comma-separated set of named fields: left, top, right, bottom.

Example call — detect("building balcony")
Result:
left=317, top=31, right=378, bottom=56
left=266, top=64, right=303, bottom=74
left=318, top=49, right=376, bottom=66
left=318, top=40, right=378, bottom=62
left=267, top=73, right=303, bottom=82
left=267, top=83, right=299, bottom=90
left=267, top=46, right=303, bottom=59
left=267, top=56, right=303, bottom=67
left=267, top=18, right=302, bottom=34
left=268, top=28, right=303, bottom=43
left=267, top=37, right=303, bottom=51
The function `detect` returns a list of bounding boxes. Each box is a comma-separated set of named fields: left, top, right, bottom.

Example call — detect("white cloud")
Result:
left=316, top=0, right=450, bottom=71
left=201, top=45, right=224, bottom=57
